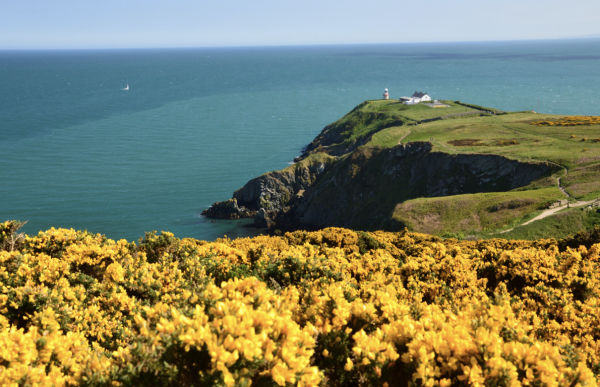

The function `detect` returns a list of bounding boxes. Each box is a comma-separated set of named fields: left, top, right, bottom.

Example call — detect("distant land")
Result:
left=203, top=99, right=600, bottom=240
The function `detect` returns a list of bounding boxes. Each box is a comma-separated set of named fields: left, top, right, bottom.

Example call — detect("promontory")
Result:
left=203, top=99, right=600, bottom=239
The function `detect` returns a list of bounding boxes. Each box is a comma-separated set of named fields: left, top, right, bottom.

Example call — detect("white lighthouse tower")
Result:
left=383, top=88, right=389, bottom=100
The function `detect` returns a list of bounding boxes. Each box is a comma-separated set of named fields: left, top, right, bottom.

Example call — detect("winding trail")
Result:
left=558, top=177, right=570, bottom=197
left=397, top=129, right=412, bottom=144
left=496, top=163, right=589, bottom=233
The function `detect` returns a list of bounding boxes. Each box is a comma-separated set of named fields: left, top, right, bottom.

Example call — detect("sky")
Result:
left=2, top=0, right=600, bottom=49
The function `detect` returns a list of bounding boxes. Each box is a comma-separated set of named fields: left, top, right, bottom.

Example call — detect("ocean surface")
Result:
left=2, top=39, right=600, bottom=241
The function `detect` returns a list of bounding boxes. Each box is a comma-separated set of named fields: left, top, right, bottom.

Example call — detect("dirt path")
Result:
left=543, top=160, right=570, bottom=198
left=497, top=198, right=598, bottom=234
left=397, top=129, right=412, bottom=144
left=558, top=177, right=570, bottom=197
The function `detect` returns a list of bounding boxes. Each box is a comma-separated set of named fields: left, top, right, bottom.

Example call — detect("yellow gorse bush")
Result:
left=1, top=220, right=600, bottom=386
left=0, top=307, right=111, bottom=386
left=119, top=278, right=320, bottom=387
left=531, top=116, right=600, bottom=127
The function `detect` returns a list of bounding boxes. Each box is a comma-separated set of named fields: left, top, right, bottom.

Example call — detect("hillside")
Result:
left=203, top=100, right=600, bottom=238
left=2, top=221, right=600, bottom=386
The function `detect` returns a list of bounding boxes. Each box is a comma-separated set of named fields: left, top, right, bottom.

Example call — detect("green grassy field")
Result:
left=314, top=100, right=482, bottom=154
left=308, top=101, right=413, bottom=155
left=368, top=126, right=410, bottom=147
left=362, top=99, right=477, bottom=121
left=368, top=112, right=600, bottom=170
left=561, top=164, right=600, bottom=201
left=330, top=101, right=600, bottom=172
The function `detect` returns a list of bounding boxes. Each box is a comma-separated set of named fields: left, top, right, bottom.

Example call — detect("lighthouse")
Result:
left=383, top=88, right=389, bottom=100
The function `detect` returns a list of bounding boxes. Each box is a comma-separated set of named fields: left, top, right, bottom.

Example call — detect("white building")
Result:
left=399, top=91, right=432, bottom=104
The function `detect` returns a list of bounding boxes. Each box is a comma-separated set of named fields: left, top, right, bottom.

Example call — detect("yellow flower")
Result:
left=344, top=357, right=353, bottom=371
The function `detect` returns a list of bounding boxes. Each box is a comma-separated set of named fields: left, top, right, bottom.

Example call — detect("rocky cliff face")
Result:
left=202, top=155, right=334, bottom=227
left=200, top=198, right=256, bottom=220
left=293, top=142, right=554, bottom=231
left=203, top=142, right=555, bottom=232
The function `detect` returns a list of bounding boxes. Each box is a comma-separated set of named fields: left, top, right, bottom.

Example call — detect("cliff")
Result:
left=293, top=142, right=555, bottom=231
left=202, top=99, right=595, bottom=235
left=202, top=153, right=336, bottom=227
left=203, top=141, right=555, bottom=232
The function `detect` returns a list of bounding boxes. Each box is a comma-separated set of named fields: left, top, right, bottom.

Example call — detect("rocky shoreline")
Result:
left=201, top=198, right=256, bottom=220
left=202, top=151, right=335, bottom=229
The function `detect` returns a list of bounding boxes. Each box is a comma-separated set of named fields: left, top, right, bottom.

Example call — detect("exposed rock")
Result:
left=201, top=198, right=255, bottom=219
left=203, top=156, right=335, bottom=222
left=233, top=161, right=329, bottom=212
left=254, top=208, right=274, bottom=228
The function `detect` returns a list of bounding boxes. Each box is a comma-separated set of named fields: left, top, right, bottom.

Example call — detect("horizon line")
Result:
left=1, top=35, right=599, bottom=52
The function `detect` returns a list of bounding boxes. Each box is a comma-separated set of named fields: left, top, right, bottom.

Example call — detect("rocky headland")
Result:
left=202, top=99, right=599, bottom=235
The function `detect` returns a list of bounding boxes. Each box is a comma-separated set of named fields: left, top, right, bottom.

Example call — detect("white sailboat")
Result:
left=123, top=84, right=129, bottom=91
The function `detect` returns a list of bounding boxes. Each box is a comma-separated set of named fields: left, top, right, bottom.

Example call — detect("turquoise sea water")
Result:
left=2, top=40, right=600, bottom=241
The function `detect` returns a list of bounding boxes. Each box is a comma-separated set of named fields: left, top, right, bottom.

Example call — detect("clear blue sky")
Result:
left=2, top=0, right=599, bottom=49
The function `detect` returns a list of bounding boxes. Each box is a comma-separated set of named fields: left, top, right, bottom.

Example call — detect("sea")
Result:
left=2, top=39, right=600, bottom=242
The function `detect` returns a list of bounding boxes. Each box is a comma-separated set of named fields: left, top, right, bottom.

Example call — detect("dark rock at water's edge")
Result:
left=201, top=198, right=256, bottom=220
left=254, top=208, right=274, bottom=228
left=203, top=155, right=335, bottom=228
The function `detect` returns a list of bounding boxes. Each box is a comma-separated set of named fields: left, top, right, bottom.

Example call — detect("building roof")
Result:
left=411, top=91, right=428, bottom=98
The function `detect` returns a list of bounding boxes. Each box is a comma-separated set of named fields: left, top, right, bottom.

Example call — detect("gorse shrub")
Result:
left=1, top=220, right=600, bottom=387
left=531, top=116, right=600, bottom=127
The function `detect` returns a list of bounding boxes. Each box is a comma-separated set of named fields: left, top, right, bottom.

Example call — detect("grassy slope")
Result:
left=391, top=187, right=563, bottom=236
left=310, top=101, right=412, bottom=153
left=313, top=100, right=477, bottom=152
left=369, top=126, right=410, bottom=147
left=342, top=101, right=600, bottom=172
left=360, top=107, right=600, bottom=235
left=364, top=99, right=477, bottom=121
left=301, top=100, right=600, bottom=237
left=561, top=164, right=600, bottom=201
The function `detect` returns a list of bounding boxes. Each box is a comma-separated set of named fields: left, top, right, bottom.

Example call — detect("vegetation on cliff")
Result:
left=300, top=100, right=476, bottom=159
left=2, top=220, right=600, bottom=386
